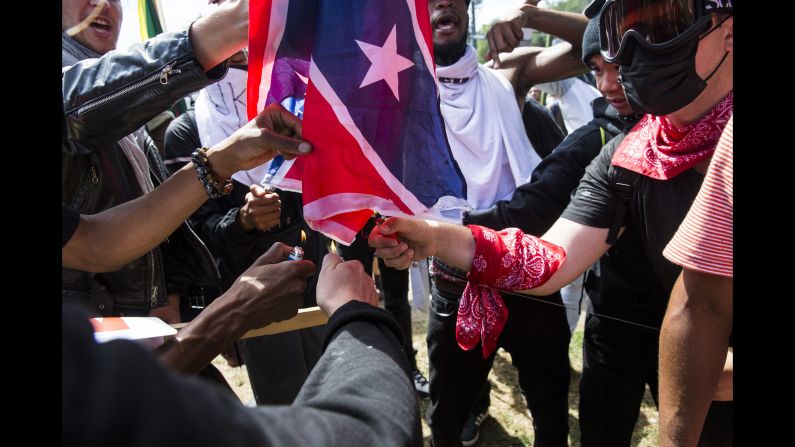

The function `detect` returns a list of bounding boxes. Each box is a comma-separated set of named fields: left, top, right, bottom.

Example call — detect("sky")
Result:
left=117, top=0, right=216, bottom=51
left=116, top=0, right=551, bottom=52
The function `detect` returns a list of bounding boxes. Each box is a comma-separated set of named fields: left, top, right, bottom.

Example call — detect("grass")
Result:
left=215, top=305, right=660, bottom=446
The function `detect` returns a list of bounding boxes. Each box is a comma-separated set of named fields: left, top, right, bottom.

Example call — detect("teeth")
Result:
left=93, top=18, right=109, bottom=26
left=435, top=16, right=456, bottom=27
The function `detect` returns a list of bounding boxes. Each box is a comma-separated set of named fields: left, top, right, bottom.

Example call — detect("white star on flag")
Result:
left=356, top=25, right=415, bottom=101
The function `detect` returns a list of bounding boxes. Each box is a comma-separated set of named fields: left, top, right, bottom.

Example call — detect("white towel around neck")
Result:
left=436, top=46, right=541, bottom=209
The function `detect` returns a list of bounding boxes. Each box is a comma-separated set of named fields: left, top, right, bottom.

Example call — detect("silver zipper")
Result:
left=148, top=250, right=157, bottom=307
left=159, top=65, right=182, bottom=84
left=77, top=60, right=183, bottom=116
left=71, top=162, right=96, bottom=209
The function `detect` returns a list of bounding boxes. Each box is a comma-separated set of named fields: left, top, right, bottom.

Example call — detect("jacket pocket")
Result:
left=430, top=290, right=459, bottom=318
left=70, top=161, right=99, bottom=210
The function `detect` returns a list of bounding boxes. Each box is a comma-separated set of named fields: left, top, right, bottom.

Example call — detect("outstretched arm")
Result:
left=63, top=250, right=420, bottom=446
left=487, top=3, right=588, bottom=65
left=487, top=3, right=589, bottom=100
left=369, top=216, right=612, bottom=296
left=155, top=243, right=317, bottom=374
left=190, top=0, right=249, bottom=71
left=498, top=43, right=587, bottom=102
left=62, top=104, right=311, bottom=273
left=62, top=0, right=251, bottom=150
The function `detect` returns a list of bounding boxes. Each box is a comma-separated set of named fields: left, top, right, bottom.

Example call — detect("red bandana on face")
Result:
left=612, top=92, right=733, bottom=180
left=458, top=225, right=566, bottom=358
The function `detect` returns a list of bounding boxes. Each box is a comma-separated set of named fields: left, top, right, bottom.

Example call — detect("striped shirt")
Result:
left=663, top=116, right=733, bottom=277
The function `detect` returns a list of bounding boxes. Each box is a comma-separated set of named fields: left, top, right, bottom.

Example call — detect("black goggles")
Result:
left=598, top=0, right=714, bottom=63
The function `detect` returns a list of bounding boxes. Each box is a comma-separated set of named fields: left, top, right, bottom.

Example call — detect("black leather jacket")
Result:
left=62, top=30, right=225, bottom=316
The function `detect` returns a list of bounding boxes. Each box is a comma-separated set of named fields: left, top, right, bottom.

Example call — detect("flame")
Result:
left=300, top=230, right=307, bottom=245
left=329, top=240, right=337, bottom=255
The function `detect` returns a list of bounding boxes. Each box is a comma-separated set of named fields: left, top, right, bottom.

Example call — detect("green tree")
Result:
left=526, top=0, right=590, bottom=48
left=476, top=24, right=492, bottom=63
left=530, top=31, right=548, bottom=47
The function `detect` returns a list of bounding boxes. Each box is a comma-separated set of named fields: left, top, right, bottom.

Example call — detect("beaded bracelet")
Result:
left=191, top=147, right=233, bottom=198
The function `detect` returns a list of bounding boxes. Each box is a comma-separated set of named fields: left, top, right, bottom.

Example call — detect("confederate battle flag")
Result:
left=247, top=0, right=467, bottom=244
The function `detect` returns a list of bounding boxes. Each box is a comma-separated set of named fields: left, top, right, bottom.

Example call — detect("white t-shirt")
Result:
left=535, top=77, right=601, bottom=134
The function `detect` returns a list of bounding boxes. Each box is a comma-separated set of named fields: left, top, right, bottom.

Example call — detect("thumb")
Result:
left=250, top=183, right=265, bottom=196
left=287, top=259, right=318, bottom=278
left=321, top=252, right=344, bottom=272
left=260, top=128, right=312, bottom=156
left=258, top=242, right=293, bottom=265
left=379, top=216, right=410, bottom=235
left=491, top=52, right=501, bottom=69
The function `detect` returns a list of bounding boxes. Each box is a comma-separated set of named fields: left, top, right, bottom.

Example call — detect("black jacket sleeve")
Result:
left=163, top=110, right=308, bottom=286
left=163, top=110, right=201, bottom=176
left=63, top=300, right=421, bottom=447
left=259, top=301, right=422, bottom=446
left=164, top=111, right=273, bottom=263
left=521, top=99, right=566, bottom=159
left=464, top=121, right=606, bottom=235
left=139, top=125, right=221, bottom=295
left=62, top=30, right=226, bottom=154
left=63, top=304, right=271, bottom=447
left=189, top=185, right=262, bottom=260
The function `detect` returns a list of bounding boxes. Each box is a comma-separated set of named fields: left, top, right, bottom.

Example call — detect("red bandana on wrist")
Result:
left=458, top=225, right=566, bottom=358
left=612, top=92, right=733, bottom=180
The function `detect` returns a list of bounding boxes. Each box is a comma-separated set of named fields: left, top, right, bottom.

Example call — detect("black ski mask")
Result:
left=617, top=21, right=729, bottom=116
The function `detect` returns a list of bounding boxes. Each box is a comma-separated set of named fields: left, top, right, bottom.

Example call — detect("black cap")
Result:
left=581, top=15, right=601, bottom=65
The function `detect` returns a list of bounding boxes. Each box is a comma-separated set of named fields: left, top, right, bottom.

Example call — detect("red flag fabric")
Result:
left=247, top=0, right=468, bottom=244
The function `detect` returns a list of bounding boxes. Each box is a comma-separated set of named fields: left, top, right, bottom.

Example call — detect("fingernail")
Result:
left=298, top=142, right=311, bottom=153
